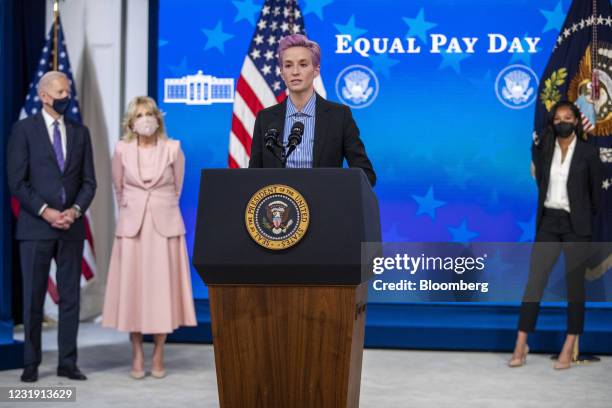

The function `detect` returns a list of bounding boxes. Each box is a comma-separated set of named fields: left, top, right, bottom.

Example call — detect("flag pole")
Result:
left=53, top=0, right=59, bottom=70
left=549, top=0, right=603, bottom=367
left=571, top=0, right=603, bottom=365
left=591, top=0, right=600, bottom=102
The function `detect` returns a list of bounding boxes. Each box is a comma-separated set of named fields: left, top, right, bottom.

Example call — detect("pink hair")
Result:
left=277, top=34, right=321, bottom=67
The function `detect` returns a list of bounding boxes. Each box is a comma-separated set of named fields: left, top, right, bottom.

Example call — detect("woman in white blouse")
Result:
left=509, top=101, right=603, bottom=370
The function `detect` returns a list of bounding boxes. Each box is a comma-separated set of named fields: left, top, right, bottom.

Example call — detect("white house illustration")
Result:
left=164, top=70, right=234, bottom=105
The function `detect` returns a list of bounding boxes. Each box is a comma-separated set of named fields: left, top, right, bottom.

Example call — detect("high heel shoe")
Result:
left=130, top=358, right=145, bottom=379
left=553, top=360, right=571, bottom=370
left=508, top=345, right=529, bottom=367
left=554, top=352, right=572, bottom=370
left=151, top=369, right=166, bottom=379
left=554, top=336, right=577, bottom=370
left=130, top=370, right=145, bottom=379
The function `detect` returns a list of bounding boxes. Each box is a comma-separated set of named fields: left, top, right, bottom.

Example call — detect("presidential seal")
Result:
left=335, top=65, right=379, bottom=109
left=567, top=44, right=612, bottom=136
left=495, top=64, right=539, bottom=109
left=245, top=184, right=309, bottom=250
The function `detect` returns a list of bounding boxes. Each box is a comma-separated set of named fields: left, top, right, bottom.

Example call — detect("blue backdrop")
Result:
left=157, top=0, right=575, bottom=299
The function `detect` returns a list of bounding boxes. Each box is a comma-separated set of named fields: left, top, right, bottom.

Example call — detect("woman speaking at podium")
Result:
left=102, top=96, right=196, bottom=379
left=248, top=34, right=377, bottom=186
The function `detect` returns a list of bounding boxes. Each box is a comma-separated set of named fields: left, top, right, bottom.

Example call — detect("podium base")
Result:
left=209, top=283, right=368, bottom=408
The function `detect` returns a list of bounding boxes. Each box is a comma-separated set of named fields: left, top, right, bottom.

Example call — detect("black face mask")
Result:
left=554, top=121, right=575, bottom=138
left=52, top=96, right=71, bottom=115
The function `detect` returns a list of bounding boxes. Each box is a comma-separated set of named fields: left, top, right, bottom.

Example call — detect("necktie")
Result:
left=52, top=121, right=65, bottom=171
left=52, top=121, right=66, bottom=203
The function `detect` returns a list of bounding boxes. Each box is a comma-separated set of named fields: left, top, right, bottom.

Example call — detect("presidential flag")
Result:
left=228, top=0, right=326, bottom=168
left=16, top=16, right=96, bottom=317
left=534, top=0, right=612, bottom=278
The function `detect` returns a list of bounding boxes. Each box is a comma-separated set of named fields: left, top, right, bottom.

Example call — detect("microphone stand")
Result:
left=270, top=139, right=297, bottom=168
left=266, top=142, right=286, bottom=167
left=267, top=124, right=303, bottom=168
left=280, top=147, right=288, bottom=168
left=283, top=144, right=299, bottom=167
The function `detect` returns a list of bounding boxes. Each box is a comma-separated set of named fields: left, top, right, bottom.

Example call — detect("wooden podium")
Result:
left=193, top=169, right=380, bottom=407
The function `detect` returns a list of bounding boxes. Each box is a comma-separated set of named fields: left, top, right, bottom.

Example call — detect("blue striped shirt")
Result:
left=283, top=93, right=316, bottom=168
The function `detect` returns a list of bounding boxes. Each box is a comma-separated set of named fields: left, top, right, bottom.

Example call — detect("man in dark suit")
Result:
left=7, top=71, right=96, bottom=382
left=249, top=34, right=376, bottom=186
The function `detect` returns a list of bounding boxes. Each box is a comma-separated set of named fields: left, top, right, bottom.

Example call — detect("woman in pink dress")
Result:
left=102, top=96, right=196, bottom=379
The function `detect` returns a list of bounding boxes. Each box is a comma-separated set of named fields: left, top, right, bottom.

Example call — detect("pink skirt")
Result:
left=102, top=209, right=197, bottom=334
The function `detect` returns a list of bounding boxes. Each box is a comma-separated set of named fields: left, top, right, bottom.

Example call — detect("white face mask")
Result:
left=132, top=116, right=159, bottom=137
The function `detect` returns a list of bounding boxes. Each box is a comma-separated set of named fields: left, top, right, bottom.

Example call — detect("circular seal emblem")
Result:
left=335, top=64, right=379, bottom=109
left=495, top=64, right=539, bottom=110
left=245, top=184, right=309, bottom=250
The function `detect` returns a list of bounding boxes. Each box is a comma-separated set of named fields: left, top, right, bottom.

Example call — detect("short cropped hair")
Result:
left=38, top=71, right=69, bottom=95
left=277, top=34, right=321, bottom=67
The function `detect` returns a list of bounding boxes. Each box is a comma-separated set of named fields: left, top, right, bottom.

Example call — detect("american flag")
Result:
left=228, top=0, right=326, bottom=168
left=15, top=17, right=96, bottom=309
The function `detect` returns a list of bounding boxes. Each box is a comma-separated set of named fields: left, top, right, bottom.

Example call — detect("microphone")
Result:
left=264, top=124, right=281, bottom=149
left=284, top=121, right=304, bottom=167
left=286, top=121, right=304, bottom=159
left=264, top=123, right=285, bottom=165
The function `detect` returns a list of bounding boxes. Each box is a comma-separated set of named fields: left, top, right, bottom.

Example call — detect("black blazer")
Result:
left=532, top=136, right=603, bottom=237
left=6, top=112, right=97, bottom=240
left=248, top=93, right=377, bottom=186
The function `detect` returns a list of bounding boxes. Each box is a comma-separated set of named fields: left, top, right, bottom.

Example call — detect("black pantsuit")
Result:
left=518, top=209, right=590, bottom=334
left=249, top=93, right=376, bottom=186
left=519, top=135, right=603, bottom=335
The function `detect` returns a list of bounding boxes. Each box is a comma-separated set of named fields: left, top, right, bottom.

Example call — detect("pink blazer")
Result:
left=112, top=139, right=186, bottom=238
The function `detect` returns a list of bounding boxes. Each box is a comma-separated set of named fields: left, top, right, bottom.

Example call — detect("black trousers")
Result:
left=518, top=209, right=590, bottom=334
left=19, top=239, right=84, bottom=368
